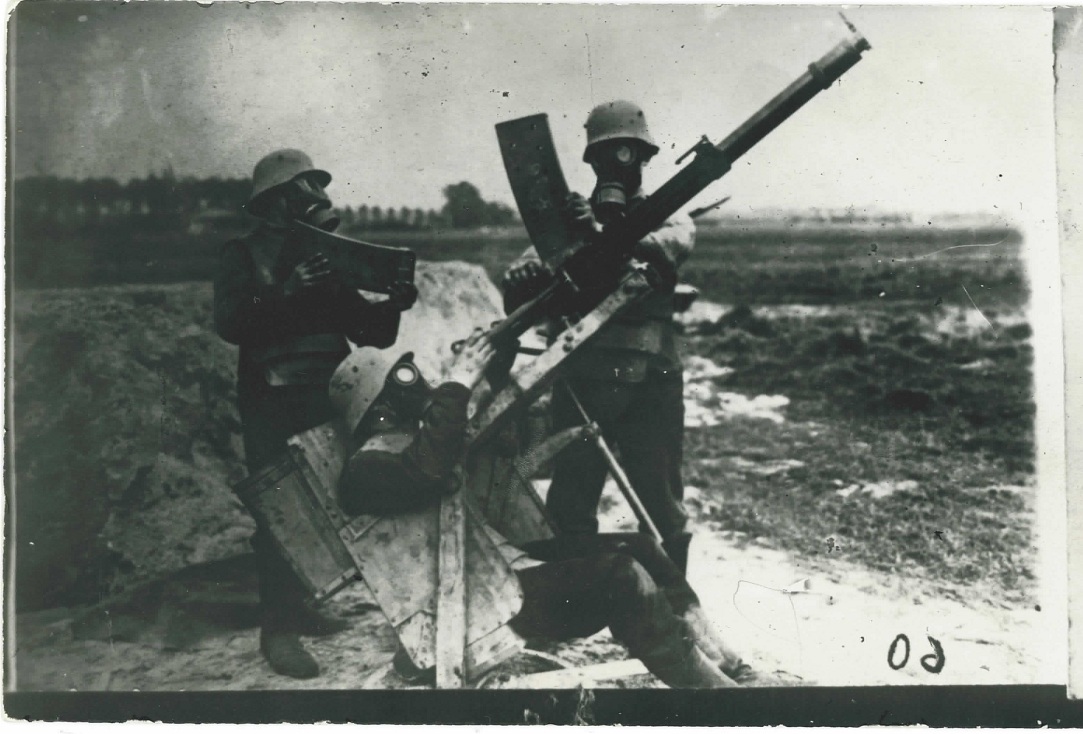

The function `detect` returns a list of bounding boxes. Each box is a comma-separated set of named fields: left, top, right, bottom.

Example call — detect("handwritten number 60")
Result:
left=887, top=634, right=944, bottom=674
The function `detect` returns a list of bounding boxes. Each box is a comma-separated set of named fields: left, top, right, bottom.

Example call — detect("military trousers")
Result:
left=238, top=376, right=336, bottom=624
left=547, top=368, right=688, bottom=541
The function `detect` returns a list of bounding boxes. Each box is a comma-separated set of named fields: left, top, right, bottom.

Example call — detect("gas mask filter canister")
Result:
left=590, top=141, right=644, bottom=225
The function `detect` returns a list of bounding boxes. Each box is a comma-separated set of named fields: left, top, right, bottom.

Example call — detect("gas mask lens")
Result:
left=391, top=363, right=420, bottom=387
left=613, top=143, right=637, bottom=166
left=592, top=141, right=639, bottom=168
left=292, top=175, right=330, bottom=204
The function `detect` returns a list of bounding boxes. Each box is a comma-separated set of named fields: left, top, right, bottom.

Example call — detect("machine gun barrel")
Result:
left=601, top=30, right=871, bottom=249
left=489, top=28, right=871, bottom=346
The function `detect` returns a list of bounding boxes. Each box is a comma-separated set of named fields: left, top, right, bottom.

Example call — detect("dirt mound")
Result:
left=10, top=262, right=505, bottom=612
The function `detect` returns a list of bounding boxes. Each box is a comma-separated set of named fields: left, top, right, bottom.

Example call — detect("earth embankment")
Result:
left=10, top=262, right=503, bottom=612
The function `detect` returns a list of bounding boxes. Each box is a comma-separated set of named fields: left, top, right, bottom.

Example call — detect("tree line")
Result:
left=11, top=170, right=518, bottom=235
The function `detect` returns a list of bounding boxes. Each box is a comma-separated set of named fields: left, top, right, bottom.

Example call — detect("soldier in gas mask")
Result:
left=502, top=101, right=696, bottom=573
left=214, top=149, right=417, bottom=679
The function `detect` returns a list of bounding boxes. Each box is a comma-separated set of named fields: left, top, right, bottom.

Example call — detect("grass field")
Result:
left=11, top=219, right=1023, bottom=304
left=683, top=301, right=1034, bottom=604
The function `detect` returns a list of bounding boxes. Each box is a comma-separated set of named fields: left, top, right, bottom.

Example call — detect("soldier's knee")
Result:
left=604, top=553, right=656, bottom=599
left=615, top=533, right=661, bottom=560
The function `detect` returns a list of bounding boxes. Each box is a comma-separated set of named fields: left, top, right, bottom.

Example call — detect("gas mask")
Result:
left=588, top=140, right=650, bottom=225
left=286, top=175, right=340, bottom=232
left=354, top=356, right=433, bottom=451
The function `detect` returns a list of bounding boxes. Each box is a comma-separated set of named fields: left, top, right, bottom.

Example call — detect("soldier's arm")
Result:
left=213, top=239, right=299, bottom=345
left=637, top=209, right=696, bottom=268
left=402, top=382, right=472, bottom=481
left=338, top=288, right=402, bottom=349
left=339, top=382, right=471, bottom=516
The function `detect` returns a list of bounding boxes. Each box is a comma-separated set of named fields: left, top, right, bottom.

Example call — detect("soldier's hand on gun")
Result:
left=385, top=280, right=419, bottom=312
left=283, top=253, right=334, bottom=297
left=564, top=192, right=600, bottom=235
left=446, top=328, right=496, bottom=390
left=631, top=240, right=678, bottom=293
left=502, top=260, right=552, bottom=291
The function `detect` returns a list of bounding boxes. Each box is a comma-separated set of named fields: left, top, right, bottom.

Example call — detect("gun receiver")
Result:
left=488, top=28, right=870, bottom=346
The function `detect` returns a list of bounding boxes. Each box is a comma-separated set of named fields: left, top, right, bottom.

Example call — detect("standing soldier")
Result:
left=214, top=149, right=417, bottom=679
left=501, top=101, right=695, bottom=573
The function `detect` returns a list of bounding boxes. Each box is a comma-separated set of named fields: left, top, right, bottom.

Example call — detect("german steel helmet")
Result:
left=245, top=149, right=331, bottom=212
left=583, top=100, right=660, bottom=162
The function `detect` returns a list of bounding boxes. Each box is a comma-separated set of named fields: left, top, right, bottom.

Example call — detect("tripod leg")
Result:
left=563, top=384, right=664, bottom=544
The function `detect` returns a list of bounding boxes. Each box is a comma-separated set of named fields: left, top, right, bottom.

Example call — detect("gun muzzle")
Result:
left=808, top=32, right=872, bottom=90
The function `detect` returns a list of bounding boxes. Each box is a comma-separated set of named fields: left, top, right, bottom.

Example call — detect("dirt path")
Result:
left=11, top=480, right=1050, bottom=691
left=583, top=478, right=1055, bottom=688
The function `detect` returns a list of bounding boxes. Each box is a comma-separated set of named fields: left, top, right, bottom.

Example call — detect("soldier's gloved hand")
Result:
left=501, top=261, right=552, bottom=314
left=564, top=192, right=600, bottom=235
left=632, top=240, right=678, bottom=293
left=283, top=253, right=333, bottom=297
left=502, top=261, right=551, bottom=291
left=385, top=280, right=418, bottom=312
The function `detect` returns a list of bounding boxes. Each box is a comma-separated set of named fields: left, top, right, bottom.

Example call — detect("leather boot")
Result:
left=255, top=537, right=322, bottom=679
left=661, top=531, right=693, bottom=575
left=260, top=624, right=320, bottom=679
left=681, top=604, right=757, bottom=684
left=653, top=643, right=740, bottom=688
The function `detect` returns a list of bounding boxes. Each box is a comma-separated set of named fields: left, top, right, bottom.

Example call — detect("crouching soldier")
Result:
left=336, top=331, right=756, bottom=688
left=214, top=149, right=418, bottom=679
left=501, top=100, right=695, bottom=573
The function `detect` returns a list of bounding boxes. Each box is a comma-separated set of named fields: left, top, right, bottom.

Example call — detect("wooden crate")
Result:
left=236, top=422, right=527, bottom=684
left=232, top=446, right=357, bottom=603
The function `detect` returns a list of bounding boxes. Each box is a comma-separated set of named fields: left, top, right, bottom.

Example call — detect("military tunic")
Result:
left=504, top=193, right=695, bottom=545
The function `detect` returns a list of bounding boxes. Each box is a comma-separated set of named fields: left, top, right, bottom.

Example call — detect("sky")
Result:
left=9, top=3, right=1056, bottom=220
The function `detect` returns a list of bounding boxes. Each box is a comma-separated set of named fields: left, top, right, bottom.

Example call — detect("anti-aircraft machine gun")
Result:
left=235, top=23, right=870, bottom=689
left=471, top=23, right=871, bottom=447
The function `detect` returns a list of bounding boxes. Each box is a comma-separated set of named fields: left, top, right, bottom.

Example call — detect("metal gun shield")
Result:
left=294, top=221, right=416, bottom=294
left=495, top=114, right=582, bottom=268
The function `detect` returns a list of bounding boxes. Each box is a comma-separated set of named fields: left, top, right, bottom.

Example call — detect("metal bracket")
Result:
left=676, top=135, right=713, bottom=165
